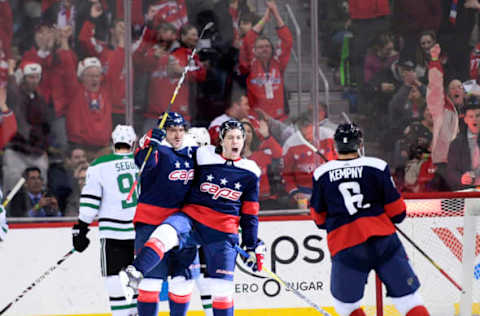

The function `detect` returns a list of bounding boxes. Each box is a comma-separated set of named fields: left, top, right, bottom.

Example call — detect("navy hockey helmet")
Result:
left=219, top=119, right=245, bottom=141
left=158, top=112, right=188, bottom=129
left=334, top=123, right=363, bottom=154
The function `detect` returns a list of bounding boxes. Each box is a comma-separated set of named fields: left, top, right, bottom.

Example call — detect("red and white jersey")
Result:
left=0, top=110, right=16, bottom=149
left=151, top=0, right=188, bottom=29
left=282, top=129, right=337, bottom=194
left=239, top=26, right=293, bottom=120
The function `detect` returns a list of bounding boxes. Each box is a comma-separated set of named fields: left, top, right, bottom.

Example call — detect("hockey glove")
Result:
left=242, top=239, right=266, bottom=272
left=72, top=220, right=90, bottom=252
left=138, top=128, right=166, bottom=150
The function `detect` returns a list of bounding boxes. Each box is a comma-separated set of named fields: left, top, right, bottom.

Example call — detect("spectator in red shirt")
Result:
left=58, top=28, right=114, bottom=160
left=0, top=85, right=16, bottom=150
left=282, top=111, right=337, bottom=207
left=241, top=119, right=283, bottom=209
left=239, top=0, right=292, bottom=121
left=79, top=5, right=128, bottom=127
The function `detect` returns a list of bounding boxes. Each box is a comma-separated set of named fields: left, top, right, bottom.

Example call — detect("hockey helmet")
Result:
left=219, top=119, right=245, bottom=141
left=334, top=123, right=363, bottom=154
left=158, top=112, right=188, bottom=129
left=112, top=124, right=137, bottom=148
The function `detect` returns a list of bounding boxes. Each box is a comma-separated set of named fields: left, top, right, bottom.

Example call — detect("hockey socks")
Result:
left=201, top=295, right=214, bottom=316
left=137, top=290, right=160, bottom=316
left=168, top=293, right=192, bottom=316
left=134, top=238, right=165, bottom=274
left=212, top=297, right=234, bottom=316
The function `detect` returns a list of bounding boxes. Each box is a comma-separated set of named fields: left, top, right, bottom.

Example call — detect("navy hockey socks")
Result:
left=137, top=290, right=160, bottom=316
left=134, top=238, right=165, bottom=274
left=212, top=297, right=233, bottom=316
left=168, top=292, right=191, bottom=316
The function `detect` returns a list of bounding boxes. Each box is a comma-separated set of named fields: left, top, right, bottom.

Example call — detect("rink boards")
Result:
left=0, top=214, right=471, bottom=316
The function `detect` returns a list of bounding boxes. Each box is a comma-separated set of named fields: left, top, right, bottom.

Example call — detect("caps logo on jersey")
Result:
left=200, top=182, right=242, bottom=201
left=168, top=169, right=194, bottom=184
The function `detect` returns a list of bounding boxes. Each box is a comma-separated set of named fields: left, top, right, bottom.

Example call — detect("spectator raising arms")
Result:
left=239, top=0, right=292, bottom=121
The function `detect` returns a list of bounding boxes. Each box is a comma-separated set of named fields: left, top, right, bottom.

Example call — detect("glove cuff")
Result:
left=77, top=220, right=89, bottom=233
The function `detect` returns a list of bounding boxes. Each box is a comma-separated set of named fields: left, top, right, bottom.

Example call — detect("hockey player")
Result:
left=120, top=119, right=264, bottom=316
left=131, top=112, right=200, bottom=316
left=310, top=123, right=430, bottom=316
left=71, top=124, right=138, bottom=315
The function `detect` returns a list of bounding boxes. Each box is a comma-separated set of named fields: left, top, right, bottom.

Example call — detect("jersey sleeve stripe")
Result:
left=310, top=207, right=326, bottom=227
left=182, top=203, right=240, bottom=234
left=98, top=218, right=133, bottom=224
left=327, top=214, right=396, bottom=257
left=80, top=194, right=102, bottom=201
left=99, top=227, right=135, bottom=232
left=241, top=201, right=259, bottom=215
left=80, top=202, right=100, bottom=209
left=384, top=198, right=406, bottom=219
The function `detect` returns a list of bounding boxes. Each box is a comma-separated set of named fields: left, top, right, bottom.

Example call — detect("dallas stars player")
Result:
left=72, top=124, right=139, bottom=315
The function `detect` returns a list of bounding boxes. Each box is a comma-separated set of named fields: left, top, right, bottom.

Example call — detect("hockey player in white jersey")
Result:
left=72, top=125, right=139, bottom=315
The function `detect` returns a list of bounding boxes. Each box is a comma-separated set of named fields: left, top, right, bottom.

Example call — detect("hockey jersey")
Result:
left=79, top=152, right=138, bottom=240
left=310, top=156, right=406, bottom=257
left=134, top=137, right=197, bottom=225
left=182, top=145, right=260, bottom=248
left=282, top=129, right=337, bottom=195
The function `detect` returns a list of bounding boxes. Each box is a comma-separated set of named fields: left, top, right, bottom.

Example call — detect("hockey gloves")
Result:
left=243, top=239, right=266, bottom=272
left=138, top=128, right=166, bottom=150
left=72, top=220, right=90, bottom=252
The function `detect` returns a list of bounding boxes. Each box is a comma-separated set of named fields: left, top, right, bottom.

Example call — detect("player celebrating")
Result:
left=310, top=123, right=430, bottom=316
left=119, top=119, right=264, bottom=316
left=131, top=112, right=200, bottom=316
left=72, top=125, right=138, bottom=315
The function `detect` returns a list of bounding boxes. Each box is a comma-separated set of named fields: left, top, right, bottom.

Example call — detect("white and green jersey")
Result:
left=79, top=153, right=139, bottom=240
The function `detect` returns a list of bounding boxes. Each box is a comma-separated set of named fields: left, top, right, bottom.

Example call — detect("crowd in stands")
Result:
left=3, top=0, right=480, bottom=217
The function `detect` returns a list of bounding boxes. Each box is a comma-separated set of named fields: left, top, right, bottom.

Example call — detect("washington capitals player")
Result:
left=120, top=120, right=264, bottom=316
left=310, top=123, right=430, bottom=316
left=71, top=125, right=138, bottom=315
left=129, top=112, right=201, bottom=316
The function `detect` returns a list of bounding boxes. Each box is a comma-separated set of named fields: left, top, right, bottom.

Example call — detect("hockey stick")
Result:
left=126, top=22, right=215, bottom=201
left=235, top=245, right=331, bottom=316
left=296, top=129, right=329, bottom=162
left=0, top=248, right=75, bottom=315
left=395, top=225, right=464, bottom=293
left=2, top=177, right=26, bottom=208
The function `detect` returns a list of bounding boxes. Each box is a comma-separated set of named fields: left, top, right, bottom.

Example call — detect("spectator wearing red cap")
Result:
left=3, top=61, right=52, bottom=194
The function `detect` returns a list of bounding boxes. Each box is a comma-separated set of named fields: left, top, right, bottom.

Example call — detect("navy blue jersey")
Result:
left=182, top=145, right=261, bottom=248
left=310, top=156, right=406, bottom=257
left=134, top=138, right=198, bottom=225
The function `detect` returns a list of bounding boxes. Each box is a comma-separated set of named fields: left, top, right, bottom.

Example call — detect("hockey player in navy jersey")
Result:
left=72, top=124, right=139, bottom=315
left=120, top=119, right=264, bottom=316
left=129, top=112, right=200, bottom=316
left=310, top=123, right=430, bottom=316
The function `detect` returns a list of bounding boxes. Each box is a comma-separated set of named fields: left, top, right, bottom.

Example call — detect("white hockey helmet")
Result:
left=112, top=125, right=137, bottom=149
left=187, top=127, right=210, bottom=146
